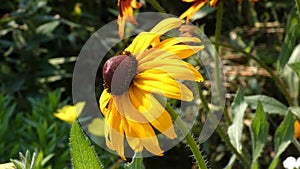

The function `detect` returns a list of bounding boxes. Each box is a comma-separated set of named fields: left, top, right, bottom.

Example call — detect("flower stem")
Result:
left=211, top=41, right=294, bottom=107
left=146, top=0, right=166, bottom=13
left=154, top=95, right=208, bottom=169
left=214, top=0, right=223, bottom=52
left=198, top=89, right=251, bottom=168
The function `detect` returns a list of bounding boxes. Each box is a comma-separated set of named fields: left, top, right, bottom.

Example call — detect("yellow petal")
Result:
left=125, top=32, right=159, bottom=54
left=140, top=137, right=164, bottom=156
left=125, top=119, right=163, bottom=155
left=150, top=18, right=183, bottom=35
left=105, top=103, right=126, bottom=160
left=99, top=89, right=112, bottom=116
left=125, top=18, right=184, bottom=53
left=128, top=86, right=164, bottom=122
left=113, top=93, right=148, bottom=123
left=147, top=94, right=177, bottom=139
left=160, top=45, right=204, bottom=59
left=155, top=37, right=201, bottom=48
left=139, top=60, right=203, bottom=82
left=134, top=71, right=194, bottom=101
left=88, top=118, right=105, bottom=136
left=182, top=0, right=197, bottom=2
left=131, top=0, right=142, bottom=8
left=128, top=87, right=177, bottom=139
left=122, top=118, right=143, bottom=152
left=179, top=1, right=206, bottom=21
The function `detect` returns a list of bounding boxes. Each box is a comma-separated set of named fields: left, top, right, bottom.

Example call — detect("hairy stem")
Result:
left=154, top=95, right=208, bottom=169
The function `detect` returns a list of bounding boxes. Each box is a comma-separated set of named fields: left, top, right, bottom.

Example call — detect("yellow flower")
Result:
left=54, top=102, right=85, bottom=124
left=100, top=18, right=204, bottom=160
left=117, top=0, right=142, bottom=39
left=294, top=120, right=300, bottom=140
left=180, top=0, right=219, bottom=22
left=88, top=118, right=105, bottom=136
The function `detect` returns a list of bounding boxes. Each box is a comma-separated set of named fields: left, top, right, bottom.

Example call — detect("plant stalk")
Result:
left=154, top=95, right=208, bottom=169
left=211, top=41, right=294, bottom=107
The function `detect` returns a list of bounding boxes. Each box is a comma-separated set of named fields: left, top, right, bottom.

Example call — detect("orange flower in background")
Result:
left=118, top=0, right=142, bottom=39
left=179, top=0, right=219, bottom=22
left=294, top=120, right=300, bottom=140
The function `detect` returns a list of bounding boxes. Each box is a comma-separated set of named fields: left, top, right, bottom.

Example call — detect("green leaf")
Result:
left=290, top=106, right=300, bottom=120
left=274, top=111, right=294, bottom=159
left=245, top=95, right=288, bottom=115
left=288, top=62, right=300, bottom=78
left=268, top=111, right=294, bottom=168
left=124, top=153, right=145, bottom=169
left=36, top=21, right=60, bottom=35
left=283, top=44, right=300, bottom=103
left=250, top=101, right=269, bottom=166
left=228, top=87, right=248, bottom=153
left=278, top=9, right=300, bottom=71
left=70, top=122, right=103, bottom=169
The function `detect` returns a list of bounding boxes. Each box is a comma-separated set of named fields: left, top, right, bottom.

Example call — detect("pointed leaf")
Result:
left=278, top=9, right=300, bottom=71
left=70, top=122, right=103, bottom=169
left=274, top=111, right=294, bottom=159
left=290, top=106, right=300, bottom=120
left=250, top=101, right=269, bottom=165
left=124, top=153, right=145, bottom=169
left=228, top=87, right=248, bottom=153
left=36, top=21, right=60, bottom=35
left=288, top=62, right=300, bottom=78
left=245, top=95, right=288, bottom=115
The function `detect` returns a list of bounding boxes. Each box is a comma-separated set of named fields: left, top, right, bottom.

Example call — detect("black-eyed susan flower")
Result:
left=54, top=102, right=85, bottom=124
left=99, top=18, right=204, bottom=160
left=117, top=0, right=142, bottom=39
left=180, top=0, right=219, bottom=22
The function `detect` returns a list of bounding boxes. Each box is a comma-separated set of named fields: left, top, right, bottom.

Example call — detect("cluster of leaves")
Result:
left=2, top=0, right=300, bottom=168
left=0, top=91, right=71, bottom=168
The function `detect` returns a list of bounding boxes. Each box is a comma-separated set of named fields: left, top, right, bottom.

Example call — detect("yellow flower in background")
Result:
left=294, top=120, right=300, bottom=140
left=117, top=0, right=142, bottom=39
left=54, top=102, right=85, bottom=124
left=100, top=18, right=204, bottom=160
left=88, top=118, right=105, bottom=136
left=72, top=2, right=82, bottom=17
left=179, top=0, right=219, bottom=22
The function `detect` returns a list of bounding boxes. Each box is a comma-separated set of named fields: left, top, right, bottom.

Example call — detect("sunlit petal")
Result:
left=113, top=93, right=148, bottom=123
left=99, top=89, right=112, bottom=116
left=134, top=71, right=194, bottom=101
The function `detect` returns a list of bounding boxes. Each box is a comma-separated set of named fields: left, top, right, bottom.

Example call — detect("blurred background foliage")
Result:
left=0, top=0, right=300, bottom=168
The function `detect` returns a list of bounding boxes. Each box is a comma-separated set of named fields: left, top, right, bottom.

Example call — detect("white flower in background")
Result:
left=283, top=156, right=300, bottom=169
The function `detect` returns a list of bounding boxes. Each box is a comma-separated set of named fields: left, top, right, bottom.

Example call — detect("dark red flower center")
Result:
left=102, top=54, right=138, bottom=95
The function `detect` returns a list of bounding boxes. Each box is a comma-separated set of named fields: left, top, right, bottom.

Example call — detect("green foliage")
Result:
left=228, top=87, right=247, bottom=153
left=245, top=95, right=288, bottom=115
left=1, top=0, right=300, bottom=168
left=250, top=101, right=269, bottom=167
left=288, top=62, right=300, bottom=78
left=11, top=151, right=37, bottom=169
left=124, top=153, right=145, bottom=169
left=0, top=91, right=70, bottom=168
left=270, top=111, right=294, bottom=168
left=70, top=122, right=103, bottom=169
left=278, top=9, right=300, bottom=71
